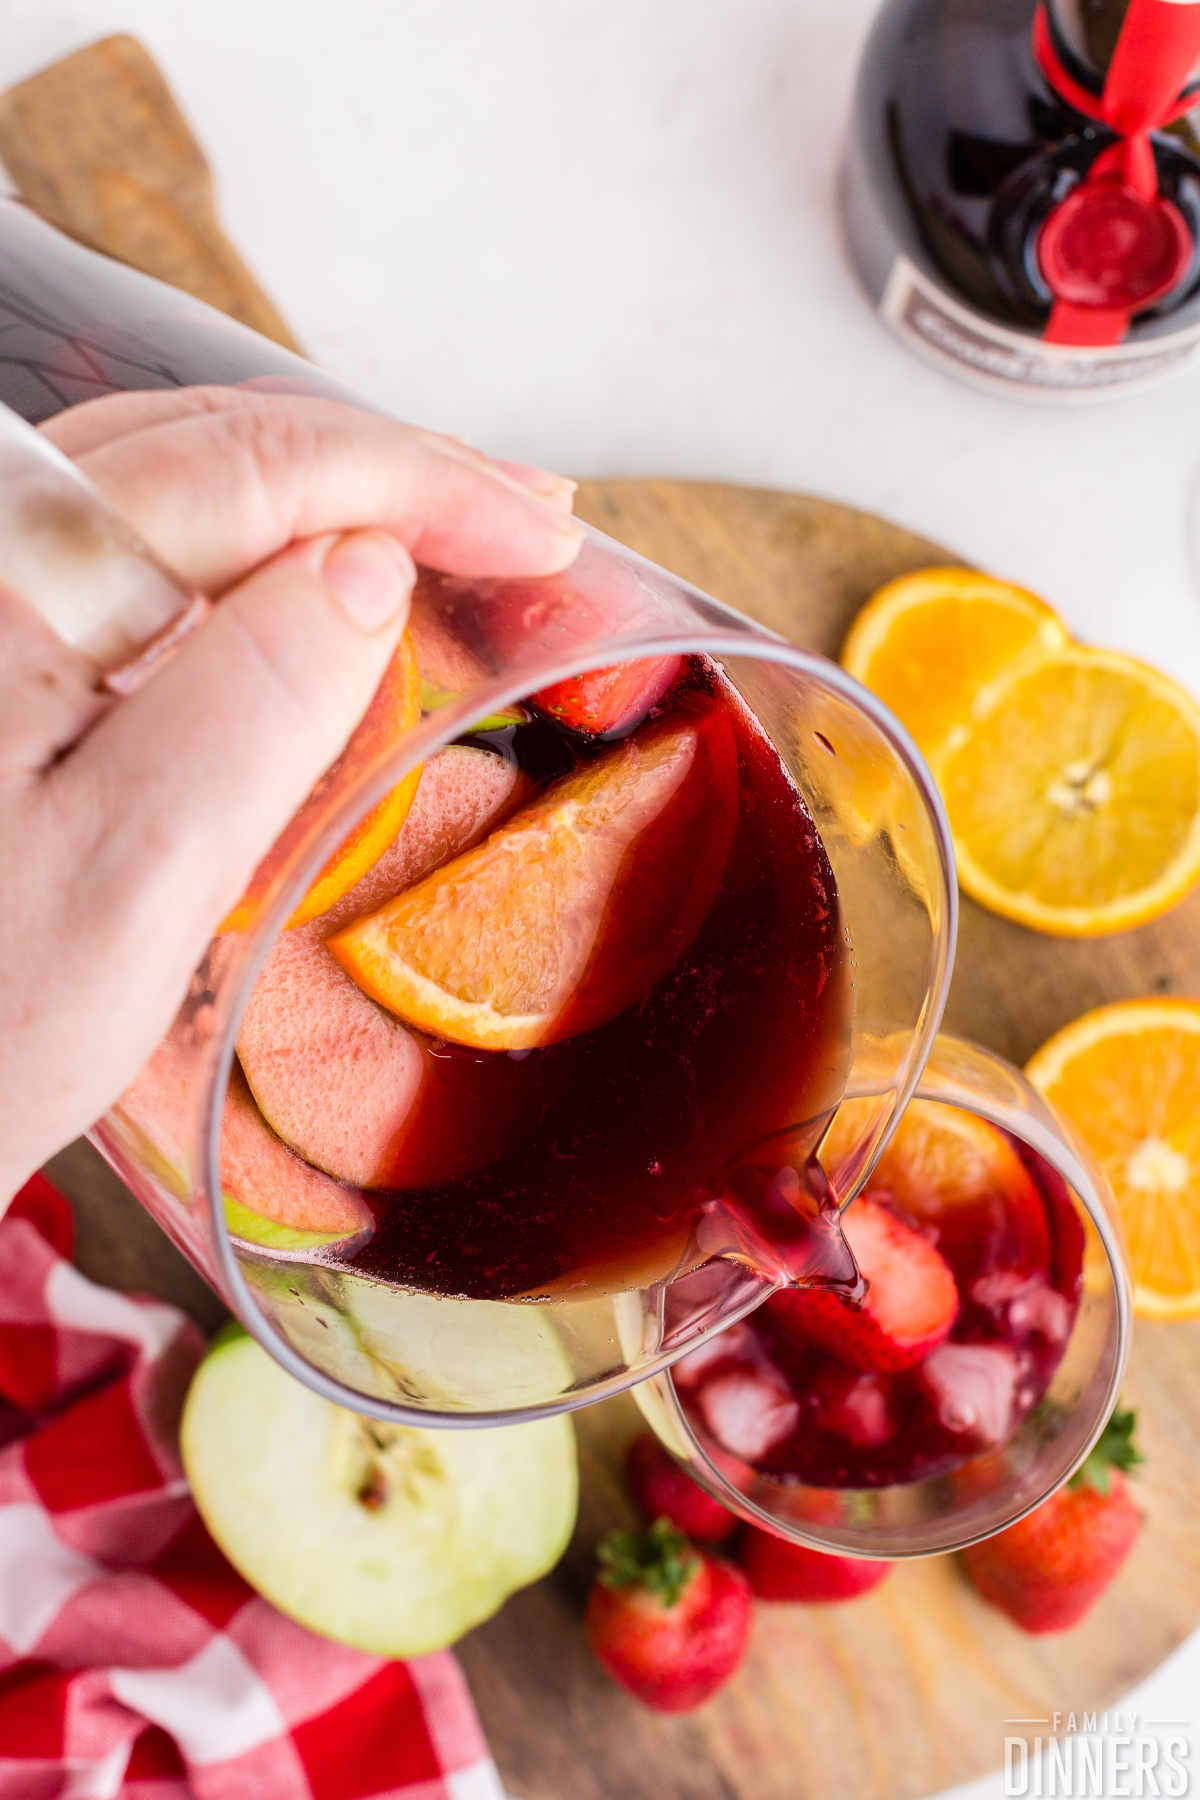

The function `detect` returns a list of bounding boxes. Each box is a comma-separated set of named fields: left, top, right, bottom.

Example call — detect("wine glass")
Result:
left=634, top=1035, right=1131, bottom=1556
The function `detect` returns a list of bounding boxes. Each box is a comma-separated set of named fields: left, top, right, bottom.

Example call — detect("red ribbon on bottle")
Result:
left=1032, top=0, right=1200, bottom=345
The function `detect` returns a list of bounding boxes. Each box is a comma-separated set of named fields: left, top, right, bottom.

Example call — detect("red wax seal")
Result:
left=1038, top=177, right=1192, bottom=310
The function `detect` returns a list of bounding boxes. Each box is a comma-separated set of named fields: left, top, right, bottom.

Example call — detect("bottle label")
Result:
left=880, top=255, right=1200, bottom=401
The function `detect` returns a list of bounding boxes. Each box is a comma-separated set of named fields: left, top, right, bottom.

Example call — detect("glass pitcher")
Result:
left=3, top=396, right=957, bottom=1426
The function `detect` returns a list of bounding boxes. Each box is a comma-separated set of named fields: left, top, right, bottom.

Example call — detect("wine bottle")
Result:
left=843, top=0, right=1200, bottom=399
left=0, top=196, right=351, bottom=423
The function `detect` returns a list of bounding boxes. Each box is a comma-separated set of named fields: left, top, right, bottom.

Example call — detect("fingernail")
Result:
left=323, top=530, right=414, bottom=631
left=529, top=496, right=586, bottom=540
left=491, top=458, right=578, bottom=505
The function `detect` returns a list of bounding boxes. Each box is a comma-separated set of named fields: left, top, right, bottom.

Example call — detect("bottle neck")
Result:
left=1047, top=0, right=1200, bottom=94
left=1033, top=0, right=1200, bottom=346
left=1047, top=0, right=1131, bottom=83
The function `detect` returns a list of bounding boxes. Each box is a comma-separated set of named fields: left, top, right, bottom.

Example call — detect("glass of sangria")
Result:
left=635, top=1035, right=1132, bottom=1556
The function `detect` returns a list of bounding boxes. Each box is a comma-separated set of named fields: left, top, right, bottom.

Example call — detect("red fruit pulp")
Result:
left=676, top=1144, right=1084, bottom=1488
left=258, top=656, right=852, bottom=1300
left=740, top=1527, right=891, bottom=1602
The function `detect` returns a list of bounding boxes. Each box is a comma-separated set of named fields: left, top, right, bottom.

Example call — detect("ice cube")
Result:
left=672, top=1323, right=755, bottom=1391
left=1007, top=1280, right=1073, bottom=1344
left=833, top=1374, right=892, bottom=1449
left=922, top=1343, right=1018, bottom=1445
left=970, top=1270, right=1031, bottom=1309
left=698, top=1367, right=799, bottom=1462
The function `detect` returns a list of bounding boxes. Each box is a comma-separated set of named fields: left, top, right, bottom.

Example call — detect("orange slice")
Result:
left=854, top=1098, right=1036, bottom=1221
left=328, top=693, right=739, bottom=1051
left=224, top=630, right=423, bottom=932
left=824, top=1095, right=1052, bottom=1279
left=840, top=567, right=1069, bottom=760
left=1027, top=999, right=1200, bottom=1318
left=937, top=646, right=1200, bottom=936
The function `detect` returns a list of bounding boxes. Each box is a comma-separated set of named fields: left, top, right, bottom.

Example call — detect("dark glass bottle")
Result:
left=0, top=196, right=351, bottom=423
left=842, top=0, right=1200, bottom=398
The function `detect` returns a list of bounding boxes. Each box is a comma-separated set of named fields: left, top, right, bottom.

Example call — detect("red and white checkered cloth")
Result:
left=0, top=1174, right=506, bottom=1800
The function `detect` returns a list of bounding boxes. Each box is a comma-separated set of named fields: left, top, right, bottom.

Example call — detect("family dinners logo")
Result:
left=1004, top=1711, right=1192, bottom=1795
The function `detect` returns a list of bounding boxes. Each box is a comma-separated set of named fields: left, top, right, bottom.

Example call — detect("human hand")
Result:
left=0, top=386, right=582, bottom=1200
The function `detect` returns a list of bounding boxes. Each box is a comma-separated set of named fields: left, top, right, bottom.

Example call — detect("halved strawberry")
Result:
left=471, top=570, right=682, bottom=737
left=804, top=1364, right=894, bottom=1448
left=769, top=1194, right=958, bottom=1373
left=531, top=658, right=682, bottom=737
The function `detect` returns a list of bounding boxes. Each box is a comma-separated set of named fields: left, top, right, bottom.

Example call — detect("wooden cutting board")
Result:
left=45, top=478, right=1200, bottom=1800
left=12, top=39, right=1200, bottom=1800
left=446, top=481, right=1200, bottom=1800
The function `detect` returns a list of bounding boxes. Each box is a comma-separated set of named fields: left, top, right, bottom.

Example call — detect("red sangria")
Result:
left=123, top=627, right=854, bottom=1305
left=673, top=1100, right=1086, bottom=1488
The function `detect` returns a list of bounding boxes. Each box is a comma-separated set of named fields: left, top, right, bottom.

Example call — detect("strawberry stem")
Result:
left=1070, top=1406, right=1143, bottom=1495
left=597, top=1518, right=698, bottom=1607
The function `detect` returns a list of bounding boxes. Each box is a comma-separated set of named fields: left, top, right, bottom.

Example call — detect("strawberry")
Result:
left=769, top=1193, right=958, bottom=1373
left=740, top=1526, right=892, bottom=1602
left=625, top=1432, right=739, bottom=1543
left=530, top=658, right=682, bottom=737
left=473, top=571, right=682, bottom=737
left=585, top=1519, right=752, bottom=1712
left=961, top=1408, right=1143, bottom=1634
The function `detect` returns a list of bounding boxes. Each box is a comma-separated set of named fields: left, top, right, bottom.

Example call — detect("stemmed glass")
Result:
left=634, top=1034, right=1132, bottom=1556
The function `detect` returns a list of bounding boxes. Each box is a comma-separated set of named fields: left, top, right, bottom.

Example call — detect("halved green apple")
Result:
left=181, top=1328, right=578, bottom=1656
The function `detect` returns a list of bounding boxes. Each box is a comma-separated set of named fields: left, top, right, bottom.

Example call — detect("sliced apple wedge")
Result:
left=118, top=1033, right=374, bottom=1250
left=181, top=1329, right=577, bottom=1656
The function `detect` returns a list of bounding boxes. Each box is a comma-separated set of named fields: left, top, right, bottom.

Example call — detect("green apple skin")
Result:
left=180, top=1329, right=578, bottom=1657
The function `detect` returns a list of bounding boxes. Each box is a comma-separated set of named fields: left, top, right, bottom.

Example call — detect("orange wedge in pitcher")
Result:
left=328, top=692, right=739, bottom=1051
left=1027, top=1000, right=1200, bottom=1319
left=224, top=631, right=423, bottom=932
left=840, top=567, right=1069, bottom=760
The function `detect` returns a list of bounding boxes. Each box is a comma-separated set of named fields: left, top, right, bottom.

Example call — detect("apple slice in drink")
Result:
left=118, top=1033, right=373, bottom=1256
left=309, top=741, right=530, bottom=938
left=236, top=744, right=570, bottom=1189
left=181, top=1328, right=578, bottom=1656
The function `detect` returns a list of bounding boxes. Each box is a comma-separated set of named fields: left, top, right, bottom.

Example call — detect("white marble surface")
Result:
left=0, top=3, right=1196, bottom=1794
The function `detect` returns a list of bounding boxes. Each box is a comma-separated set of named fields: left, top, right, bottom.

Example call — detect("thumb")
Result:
left=60, top=527, right=415, bottom=951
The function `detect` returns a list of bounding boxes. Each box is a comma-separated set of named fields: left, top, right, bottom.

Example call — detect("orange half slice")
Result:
left=224, top=630, right=423, bottom=932
left=1027, top=999, right=1200, bottom=1318
left=328, top=693, right=739, bottom=1051
left=841, top=567, right=1069, bottom=761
